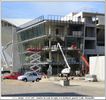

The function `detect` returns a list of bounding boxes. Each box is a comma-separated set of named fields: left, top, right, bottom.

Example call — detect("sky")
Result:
left=1, top=1, right=105, bottom=26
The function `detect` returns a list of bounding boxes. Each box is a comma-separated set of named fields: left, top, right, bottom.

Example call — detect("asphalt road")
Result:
left=1, top=78, right=105, bottom=97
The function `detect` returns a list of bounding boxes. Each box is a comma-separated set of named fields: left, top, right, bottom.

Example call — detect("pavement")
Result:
left=1, top=77, right=105, bottom=97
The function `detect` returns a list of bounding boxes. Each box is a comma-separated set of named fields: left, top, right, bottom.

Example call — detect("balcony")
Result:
left=43, top=46, right=49, bottom=50
left=85, top=37, right=96, bottom=40
left=84, top=18, right=95, bottom=27
left=84, top=49, right=96, bottom=54
left=50, top=61, right=81, bottom=65
left=96, top=46, right=105, bottom=54
left=96, top=15, right=105, bottom=26
left=68, top=31, right=83, bottom=38
left=85, top=22, right=96, bottom=27
left=72, top=31, right=82, bottom=37
left=43, top=45, right=58, bottom=51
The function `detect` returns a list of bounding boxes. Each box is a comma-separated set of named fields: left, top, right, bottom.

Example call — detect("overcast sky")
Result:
left=1, top=1, right=105, bottom=26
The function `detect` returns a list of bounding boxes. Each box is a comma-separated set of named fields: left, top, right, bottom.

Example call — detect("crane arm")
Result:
left=81, top=55, right=89, bottom=67
left=57, top=43, right=70, bottom=69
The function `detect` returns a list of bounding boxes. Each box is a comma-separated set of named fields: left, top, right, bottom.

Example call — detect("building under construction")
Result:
left=2, top=12, right=105, bottom=75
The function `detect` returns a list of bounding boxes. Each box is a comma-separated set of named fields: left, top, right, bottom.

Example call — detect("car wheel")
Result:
left=32, top=80, right=35, bottom=82
left=23, top=78, right=27, bottom=82
left=6, top=78, right=9, bottom=79
left=36, top=78, right=40, bottom=82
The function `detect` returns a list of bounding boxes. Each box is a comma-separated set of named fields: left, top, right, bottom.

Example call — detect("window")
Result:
left=55, top=28, right=59, bottom=35
left=33, top=73, right=37, bottom=76
left=78, top=16, right=81, bottom=22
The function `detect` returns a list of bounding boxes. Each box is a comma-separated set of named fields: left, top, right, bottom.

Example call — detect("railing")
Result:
left=96, top=46, right=105, bottom=54
left=50, top=61, right=81, bottom=65
left=85, top=33, right=95, bottom=37
left=19, top=16, right=44, bottom=29
left=18, top=15, right=84, bottom=30
left=46, top=15, right=83, bottom=23
left=84, top=49, right=96, bottom=54
left=72, top=31, right=82, bottom=37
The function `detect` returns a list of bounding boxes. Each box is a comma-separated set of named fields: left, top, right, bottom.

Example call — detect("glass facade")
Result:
left=18, top=24, right=45, bottom=42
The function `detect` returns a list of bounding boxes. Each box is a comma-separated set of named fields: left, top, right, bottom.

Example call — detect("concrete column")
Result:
left=13, top=27, right=21, bottom=72
left=49, top=25, right=52, bottom=61
left=95, top=15, right=97, bottom=54
left=64, top=25, right=68, bottom=36
left=83, top=24, right=86, bottom=55
left=48, top=25, right=52, bottom=76
left=81, top=23, right=86, bottom=74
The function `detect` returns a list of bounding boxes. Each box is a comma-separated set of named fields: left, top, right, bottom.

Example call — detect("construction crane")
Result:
left=57, top=42, right=89, bottom=77
left=81, top=54, right=89, bottom=75
left=57, top=43, right=71, bottom=79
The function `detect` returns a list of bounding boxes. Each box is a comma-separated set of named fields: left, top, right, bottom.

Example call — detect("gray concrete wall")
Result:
left=1, top=20, right=21, bottom=72
left=1, top=24, right=13, bottom=57
left=1, top=21, right=14, bottom=70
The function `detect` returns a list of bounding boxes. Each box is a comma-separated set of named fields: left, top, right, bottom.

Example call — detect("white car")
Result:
left=18, top=71, right=42, bottom=82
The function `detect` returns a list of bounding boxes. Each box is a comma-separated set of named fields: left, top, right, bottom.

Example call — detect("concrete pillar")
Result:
left=13, top=27, right=21, bottom=72
left=95, top=15, right=97, bottom=53
left=48, top=25, right=52, bottom=76
left=81, top=23, right=86, bottom=74
left=64, top=24, right=68, bottom=36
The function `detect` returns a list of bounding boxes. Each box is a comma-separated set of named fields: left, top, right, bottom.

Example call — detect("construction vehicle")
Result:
left=57, top=42, right=89, bottom=77
left=26, top=48, right=42, bottom=72
left=81, top=54, right=89, bottom=75
left=57, top=43, right=71, bottom=80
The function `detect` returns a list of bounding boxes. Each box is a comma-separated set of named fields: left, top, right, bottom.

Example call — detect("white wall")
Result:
left=89, top=56, right=105, bottom=81
left=97, top=15, right=105, bottom=25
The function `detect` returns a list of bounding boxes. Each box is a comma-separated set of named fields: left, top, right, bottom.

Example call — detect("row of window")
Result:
left=18, top=24, right=45, bottom=41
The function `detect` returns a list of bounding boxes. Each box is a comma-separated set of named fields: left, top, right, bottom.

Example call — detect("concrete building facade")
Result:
left=1, top=20, right=21, bottom=71
left=16, top=12, right=105, bottom=75
left=2, top=12, right=104, bottom=75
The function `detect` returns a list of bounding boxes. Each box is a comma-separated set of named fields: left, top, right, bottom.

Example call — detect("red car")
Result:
left=3, top=72, right=22, bottom=80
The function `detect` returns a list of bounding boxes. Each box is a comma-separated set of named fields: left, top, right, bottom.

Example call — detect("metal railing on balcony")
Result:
left=19, top=16, right=45, bottom=29
left=72, top=31, right=83, bottom=37
left=18, top=15, right=84, bottom=30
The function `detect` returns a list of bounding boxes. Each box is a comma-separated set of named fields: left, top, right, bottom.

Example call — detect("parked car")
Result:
left=18, top=71, right=42, bottom=82
left=2, top=72, right=22, bottom=80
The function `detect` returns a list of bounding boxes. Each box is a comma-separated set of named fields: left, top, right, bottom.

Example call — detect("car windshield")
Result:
left=24, top=72, right=38, bottom=76
left=24, top=72, right=31, bottom=76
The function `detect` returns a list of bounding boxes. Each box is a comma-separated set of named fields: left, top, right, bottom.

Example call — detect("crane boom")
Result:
left=57, top=43, right=70, bottom=74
